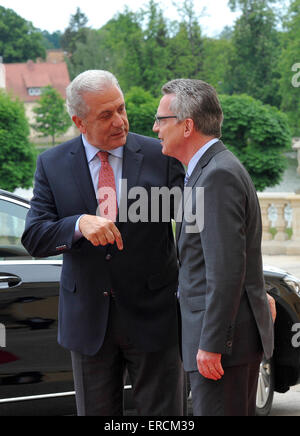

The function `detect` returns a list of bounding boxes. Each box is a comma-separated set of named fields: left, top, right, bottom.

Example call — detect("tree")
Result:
left=0, top=6, right=46, bottom=63
left=139, top=0, right=171, bottom=94
left=41, top=30, right=63, bottom=50
left=61, top=7, right=89, bottom=55
left=0, top=91, right=36, bottom=191
left=66, top=29, right=110, bottom=79
left=32, top=86, right=72, bottom=146
left=226, top=0, right=281, bottom=106
left=201, top=37, right=234, bottom=94
left=167, top=0, right=204, bottom=81
left=125, top=87, right=159, bottom=138
left=220, top=94, right=292, bottom=191
left=278, top=0, right=300, bottom=135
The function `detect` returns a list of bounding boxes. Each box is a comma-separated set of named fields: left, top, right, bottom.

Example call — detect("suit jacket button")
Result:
left=105, top=254, right=112, bottom=261
left=226, top=341, right=233, bottom=348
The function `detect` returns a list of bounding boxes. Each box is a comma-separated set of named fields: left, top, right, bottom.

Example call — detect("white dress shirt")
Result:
left=185, top=138, right=219, bottom=182
left=74, top=134, right=124, bottom=240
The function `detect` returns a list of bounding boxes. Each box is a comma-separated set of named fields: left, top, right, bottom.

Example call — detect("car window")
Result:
left=0, top=198, right=32, bottom=260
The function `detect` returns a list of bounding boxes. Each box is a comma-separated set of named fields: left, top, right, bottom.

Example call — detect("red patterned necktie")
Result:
left=97, top=151, right=118, bottom=222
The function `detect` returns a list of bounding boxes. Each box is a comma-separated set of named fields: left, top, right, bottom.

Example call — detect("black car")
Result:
left=0, top=188, right=300, bottom=416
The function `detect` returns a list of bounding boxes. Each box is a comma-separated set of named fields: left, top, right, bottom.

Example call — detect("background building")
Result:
left=0, top=51, right=77, bottom=143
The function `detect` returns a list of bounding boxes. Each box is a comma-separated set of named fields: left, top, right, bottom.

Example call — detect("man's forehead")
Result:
left=83, top=87, right=124, bottom=107
left=158, top=94, right=175, bottom=113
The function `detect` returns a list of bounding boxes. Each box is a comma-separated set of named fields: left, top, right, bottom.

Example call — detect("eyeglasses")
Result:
left=154, top=115, right=177, bottom=125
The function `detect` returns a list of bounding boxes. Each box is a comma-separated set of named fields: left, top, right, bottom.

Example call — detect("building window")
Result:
left=28, top=87, right=42, bottom=96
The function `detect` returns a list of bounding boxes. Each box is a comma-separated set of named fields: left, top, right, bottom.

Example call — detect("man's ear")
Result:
left=183, top=118, right=194, bottom=138
left=72, top=115, right=86, bottom=134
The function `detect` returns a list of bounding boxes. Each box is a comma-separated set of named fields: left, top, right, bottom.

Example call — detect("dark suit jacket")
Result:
left=22, top=133, right=185, bottom=356
left=176, top=140, right=274, bottom=371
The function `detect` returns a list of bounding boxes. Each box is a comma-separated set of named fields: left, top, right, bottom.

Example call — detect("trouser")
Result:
left=71, top=298, right=184, bottom=416
left=189, top=358, right=262, bottom=416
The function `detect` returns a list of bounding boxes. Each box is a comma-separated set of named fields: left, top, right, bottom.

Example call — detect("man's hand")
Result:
left=267, top=294, right=277, bottom=323
left=79, top=215, right=123, bottom=250
left=197, top=349, right=224, bottom=381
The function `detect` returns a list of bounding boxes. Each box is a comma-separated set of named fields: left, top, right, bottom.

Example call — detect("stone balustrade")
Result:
left=258, top=192, right=300, bottom=254
left=293, top=139, right=300, bottom=175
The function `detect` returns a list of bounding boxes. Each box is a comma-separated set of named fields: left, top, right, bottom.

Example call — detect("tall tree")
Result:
left=0, top=91, right=36, bottom=191
left=61, top=7, right=89, bottom=54
left=167, top=0, right=204, bottom=80
left=41, top=30, right=63, bottom=50
left=226, top=0, right=281, bottom=106
left=32, top=86, right=72, bottom=146
left=201, top=37, right=234, bottom=94
left=140, top=0, right=171, bottom=94
left=278, top=0, right=300, bottom=135
left=0, top=7, right=46, bottom=63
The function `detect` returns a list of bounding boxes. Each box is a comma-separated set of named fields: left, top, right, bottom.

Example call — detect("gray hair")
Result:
left=66, top=70, right=122, bottom=119
left=161, top=79, right=223, bottom=138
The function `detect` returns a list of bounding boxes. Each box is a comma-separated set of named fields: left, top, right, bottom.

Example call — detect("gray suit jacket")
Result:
left=177, top=140, right=274, bottom=371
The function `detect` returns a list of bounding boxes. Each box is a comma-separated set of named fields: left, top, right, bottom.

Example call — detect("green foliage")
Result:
left=220, top=94, right=292, bottom=191
left=201, top=37, right=234, bottom=94
left=0, top=6, right=46, bottom=63
left=68, top=1, right=204, bottom=94
left=278, top=0, right=300, bottom=135
left=125, top=87, right=159, bottom=138
left=61, top=7, right=89, bottom=54
left=32, top=86, right=72, bottom=146
left=0, top=91, right=36, bottom=191
left=226, top=0, right=281, bottom=107
left=41, top=30, right=62, bottom=50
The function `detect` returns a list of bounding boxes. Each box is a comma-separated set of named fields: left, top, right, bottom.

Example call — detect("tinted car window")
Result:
left=0, top=198, right=32, bottom=260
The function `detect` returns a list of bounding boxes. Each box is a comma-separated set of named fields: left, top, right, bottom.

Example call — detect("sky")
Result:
left=0, top=0, right=241, bottom=37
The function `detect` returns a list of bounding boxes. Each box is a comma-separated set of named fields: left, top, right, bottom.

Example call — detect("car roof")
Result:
left=0, top=189, right=30, bottom=205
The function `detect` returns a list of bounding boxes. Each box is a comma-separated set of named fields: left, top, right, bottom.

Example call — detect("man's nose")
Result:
left=112, top=113, right=126, bottom=127
left=153, top=121, right=159, bottom=133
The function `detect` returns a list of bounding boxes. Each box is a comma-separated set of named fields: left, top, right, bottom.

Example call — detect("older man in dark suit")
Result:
left=22, top=70, right=185, bottom=416
left=153, top=79, right=275, bottom=416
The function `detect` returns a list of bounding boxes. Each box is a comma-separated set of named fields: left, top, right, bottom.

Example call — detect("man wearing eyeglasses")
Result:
left=22, top=70, right=185, bottom=416
left=153, top=79, right=275, bottom=416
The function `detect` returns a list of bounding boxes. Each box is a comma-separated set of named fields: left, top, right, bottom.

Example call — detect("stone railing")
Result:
left=258, top=193, right=300, bottom=255
left=292, top=139, right=300, bottom=175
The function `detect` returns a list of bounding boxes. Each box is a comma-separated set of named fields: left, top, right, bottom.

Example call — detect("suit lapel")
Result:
left=176, top=140, right=227, bottom=243
left=187, top=140, right=226, bottom=189
left=122, top=134, right=144, bottom=192
left=117, top=133, right=144, bottom=226
left=70, top=136, right=98, bottom=215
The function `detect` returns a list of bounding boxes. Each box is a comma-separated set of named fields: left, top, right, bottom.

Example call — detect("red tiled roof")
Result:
left=5, top=61, right=70, bottom=102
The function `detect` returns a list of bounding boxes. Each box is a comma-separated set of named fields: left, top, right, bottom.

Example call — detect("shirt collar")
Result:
left=82, top=134, right=124, bottom=163
left=186, top=138, right=219, bottom=178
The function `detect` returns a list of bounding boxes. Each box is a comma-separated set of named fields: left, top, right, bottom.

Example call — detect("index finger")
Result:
left=110, top=224, right=123, bottom=250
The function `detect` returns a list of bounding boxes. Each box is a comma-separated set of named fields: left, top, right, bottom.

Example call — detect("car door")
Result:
left=0, top=193, right=75, bottom=415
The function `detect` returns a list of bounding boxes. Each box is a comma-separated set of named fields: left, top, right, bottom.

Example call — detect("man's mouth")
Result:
left=111, top=130, right=125, bottom=137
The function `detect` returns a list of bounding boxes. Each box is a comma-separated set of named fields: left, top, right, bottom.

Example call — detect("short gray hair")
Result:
left=66, top=70, right=122, bottom=119
left=161, top=79, right=223, bottom=138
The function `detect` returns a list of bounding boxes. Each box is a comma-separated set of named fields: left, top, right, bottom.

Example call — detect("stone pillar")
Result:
left=292, top=139, right=300, bottom=176
left=261, top=203, right=272, bottom=241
